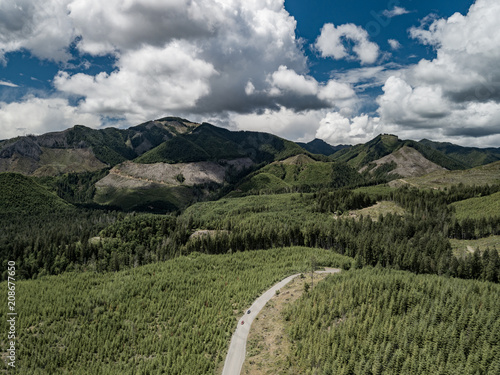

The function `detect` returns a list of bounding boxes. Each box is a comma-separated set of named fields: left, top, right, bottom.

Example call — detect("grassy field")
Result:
left=450, top=235, right=500, bottom=257
left=390, top=161, right=500, bottom=189
left=347, top=201, right=406, bottom=221
left=353, top=184, right=393, bottom=199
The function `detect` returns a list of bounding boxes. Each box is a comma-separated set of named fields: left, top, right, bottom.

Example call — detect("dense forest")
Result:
left=0, top=247, right=352, bottom=374
left=1, top=150, right=500, bottom=373
left=2, top=181, right=500, bottom=283
left=286, top=267, right=500, bottom=374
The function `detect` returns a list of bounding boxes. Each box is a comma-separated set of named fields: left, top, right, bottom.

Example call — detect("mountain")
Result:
left=93, top=123, right=309, bottom=211
left=93, top=158, right=253, bottom=212
left=332, top=134, right=468, bottom=171
left=2, top=119, right=500, bottom=213
left=389, top=160, right=500, bottom=189
left=297, top=138, right=349, bottom=156
left=135, top=122, right=306, bottom=164
left=231, top=154, right=365, bottom=196
left=419, top=139, right=500, bottom=168
left=360, top=145, right=446, bottom=178
left=0, top=117, right=198, bottom=175
left=331, top=134, right=403, bottom=169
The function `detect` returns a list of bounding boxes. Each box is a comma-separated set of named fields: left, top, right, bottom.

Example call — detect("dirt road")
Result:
left=221, top=267, right=341, bottom=375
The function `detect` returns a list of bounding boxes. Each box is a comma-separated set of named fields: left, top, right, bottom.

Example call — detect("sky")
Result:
left=1, top=0, right=499, bottom=147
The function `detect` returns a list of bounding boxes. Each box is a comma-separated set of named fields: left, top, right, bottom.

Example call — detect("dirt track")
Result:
left=221, top=268, right=341, bottom=375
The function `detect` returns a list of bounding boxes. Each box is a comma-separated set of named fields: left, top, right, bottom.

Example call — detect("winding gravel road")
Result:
left=222, top=268, right=341, bottom=375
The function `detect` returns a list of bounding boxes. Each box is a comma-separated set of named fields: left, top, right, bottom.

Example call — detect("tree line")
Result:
left=2, top=183, right=499, bottom=282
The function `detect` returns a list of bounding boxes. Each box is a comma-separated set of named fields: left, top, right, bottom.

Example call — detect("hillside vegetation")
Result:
left=0, top=172, right=72, bottom=216
left=420, top=139, right=500, bottom=168
left=232, top=156, right=365, bottom=196
left=0, top=247, right=352, bottom=374
left=286, top=267, right=500, bottom=374
left=135, top=123, right=305, bottom=164
left=452, top=191, right=500, bottom=220
left=332, top=134, right=469, bottom=171
left=1, top=119, right=500, bottom=374
left=390, top=161, right=500, bottom=189
left=0, top=117, right=198, bottom=175
left=361, top=146, right=445, bottom=178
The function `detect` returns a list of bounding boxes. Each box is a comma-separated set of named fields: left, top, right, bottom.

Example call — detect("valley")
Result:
left=1, top=118, right=500, bottom=374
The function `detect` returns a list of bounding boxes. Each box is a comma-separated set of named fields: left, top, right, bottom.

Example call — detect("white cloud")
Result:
left=67, top=0, right=225, bottom=56
left=268, top=65, right=318, bottom=96
left=383, top=6, right=410, bottom=18
left=0, top=96, right=101, bottom=139
left=0, top=81, right=18, bottom=88
left=3, top=0, right=500, bottom=147
left=377, top=76, right=450, bottom=125
left=316, top=112, right=379, bottom=145
left=388, top=39, right=401, bottom=50
left=376, top=0, right=500, bottom=145
left=54, top=41, right=217, bottom=124
left=318, top=80, right=356, bottom=102
left=245, top=81, right=255, bottom=95
left=0, top=0, right=74, bottom=62
left=0, top=0, right=366, bottom=143
left=265, top=65, right=356, bottom=109
left=231, top=106, right=326, bottom=142
left=315, top=23, right=380, bottom=65
left=408, top=0, right=500, bottom=103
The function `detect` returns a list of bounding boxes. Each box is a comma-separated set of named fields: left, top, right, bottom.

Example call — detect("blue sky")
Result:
left=1, top=0, right=499, bottom=147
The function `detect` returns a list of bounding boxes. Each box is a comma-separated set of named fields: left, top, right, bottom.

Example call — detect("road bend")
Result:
left=222, top=267, right=341, bottom=375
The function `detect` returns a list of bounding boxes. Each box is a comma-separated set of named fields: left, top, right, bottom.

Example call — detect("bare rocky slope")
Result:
left=95, top=158, right=253, bottom=189
left=360, top=145, right=446, bottom=177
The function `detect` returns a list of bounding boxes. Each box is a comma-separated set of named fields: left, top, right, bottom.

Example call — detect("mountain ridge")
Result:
left=2, top=118, right=500, bottom=212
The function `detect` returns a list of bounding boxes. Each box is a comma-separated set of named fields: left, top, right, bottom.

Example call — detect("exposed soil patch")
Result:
left=276, top=154, right=315, bottom=166
left=189, top=230, right=229, bottom=239
left=362, top=146, right=446, bottom=178
left=0, top=147, right=107, bottom=175
left=95, top=158, right=253, bottom=189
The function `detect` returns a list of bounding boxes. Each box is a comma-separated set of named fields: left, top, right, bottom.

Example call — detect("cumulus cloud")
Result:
left=231, top=106, right=326, bottom=142
left=67, top=0, right=225, bottom=56
left=315, top=23, right=380, bottom=65
left=268, top=65, right=318, bottom=96
left=376, top=0, right=500, bottom=146
left=0, top=96, right=101, bottom=140
left=264, top=65, right=356, bottom=111
left=3, top=0, right=499, bottom=147
left=377, top=76, right=450, bottom=126
left=318, top=80, right=356, bottom=103
left=0, top=0, right=320, bottom=134
left=316, top=112, right=380, bottom=145
left=408, top=0, right=500, bottom=103
left=0, top=0, right=74, bottom=62
left=54, top=41, right=217, bottom=124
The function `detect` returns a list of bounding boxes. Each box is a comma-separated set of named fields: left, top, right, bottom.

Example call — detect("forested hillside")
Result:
left=0, top=247, right=352, bottom=374
left=1, top=119, right=500, bottom=374
left=285, top=267, right=500, bottom=374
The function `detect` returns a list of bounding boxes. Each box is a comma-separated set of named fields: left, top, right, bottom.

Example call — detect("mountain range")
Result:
left=1, top=117, right=499, bottom=212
